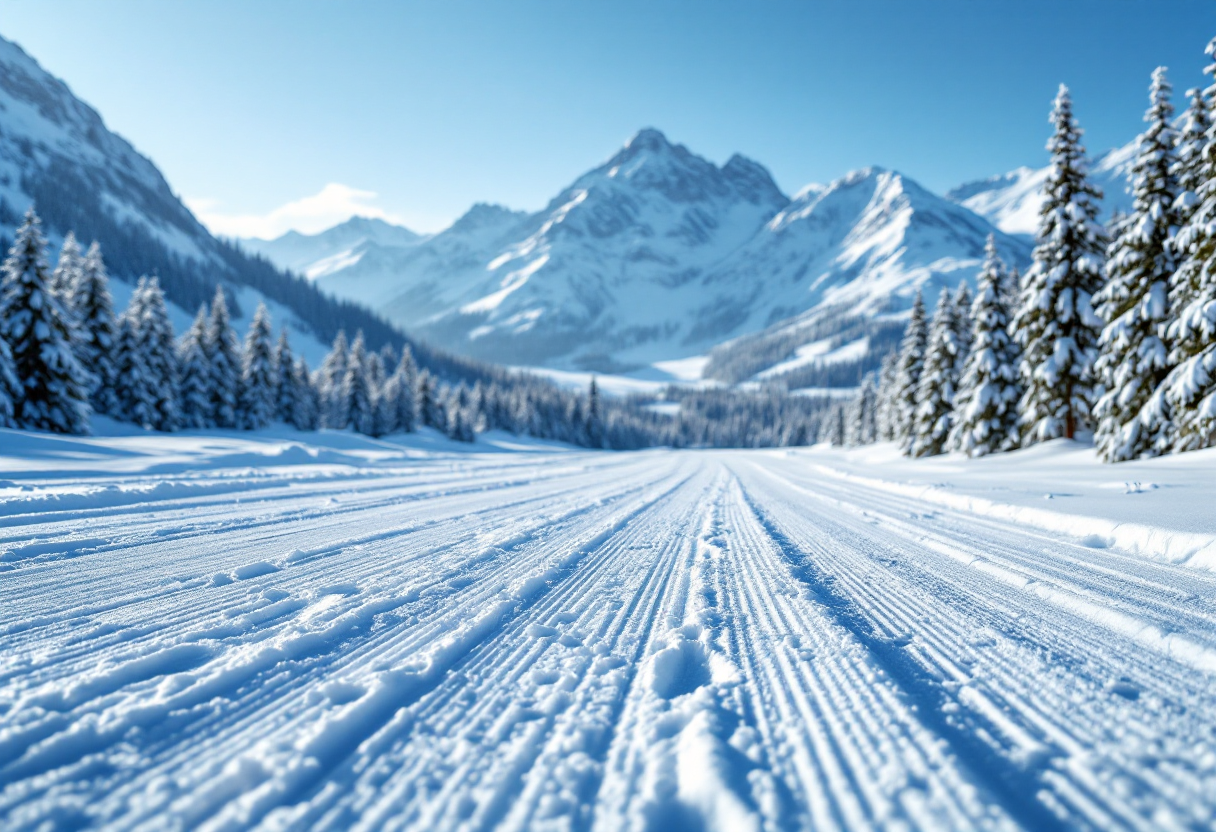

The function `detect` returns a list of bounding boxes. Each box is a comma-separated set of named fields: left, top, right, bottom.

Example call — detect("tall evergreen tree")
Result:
left=1156, top=39, right=1216, bottom=451
left=1013, top=85, right=1107, bottom=443
left=292, top=358, right=319, bottom=430
left=1094, top=68, right=1180, bottom=461
left=851, top=376, right=878, bottom=445
left=911, top=293, right=962, bottom=457
left=205, top=286, right=240, bottom=428
left=586, top=377, right=603, bottom=447
left=0, top=209, right=91, bottom=434
left=952, top=282, right=974, bottom=364
left=341, top=332, right=374, bottom=434
left=1173, top=84, right=1211, bottom=229
left=950, top=236, right=1022, bottom=456
left=391, top=347, right=416, bottom=432
left=49, top=232, right=83, bottom=306
left=272, top=329, right=296, bottom=424
left=133, top=277, right=181, bottom=432
left=177, top=307, right=212, bottom=429
left=238, top=303, right=275, bottom=430
left=114, top=307, right=156, bottom=429
left=874, top=351, right=900, bottom=441
left=0, top=335, right=17, bottom=428
left=315, top=330, right=349, bottom=428
left=69, top=242, right=119, bottom=415
left=893, top=291, right=929, bottom=452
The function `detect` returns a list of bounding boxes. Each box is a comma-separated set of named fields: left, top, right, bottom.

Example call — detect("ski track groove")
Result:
left=2, top=450, right=1213, bottom=831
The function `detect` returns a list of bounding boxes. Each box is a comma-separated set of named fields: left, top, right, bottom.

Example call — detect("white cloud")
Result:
left=185, top=183, right=403, bottom=240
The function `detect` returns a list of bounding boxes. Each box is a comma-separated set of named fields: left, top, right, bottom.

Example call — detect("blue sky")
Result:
left=0, top=0, right=1209, bottom=236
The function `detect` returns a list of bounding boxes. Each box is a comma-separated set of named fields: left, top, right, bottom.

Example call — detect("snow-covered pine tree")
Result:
left=874, top=351, right=900, bottom=441
left=292, top=358, right=319, bottom=430
left=1013, top=85, right=1107, bottom=443
left=49, top=232, right=82, bottom=307
left=826, top=404, right=846, bottom=446
left=1093, top=68, right=1179, bottom=462
left=911, top=293, right=962, bottom=457
left=205, top=286, right=240, bottom=428
left=0, top=209, right=91, bottom=434
left=237, top=303, right=275, bottom=430
left=114, top=302, right=156, bottom=429
left=374, top=374, right=399, bottom=437
left=1155, top=39, right=1216, bottom=452
left=1173, top=85, right=1211, bottom=229
left=177, top=307, right=212, bottom=429
left=952, top=283, right=973, bottom=365
left=587, top=378, right=603, bottom=447
left=893, top=291, right=929, bottom=452
left=341, top=332, right=374, bottom=434
left=133, top=277, right=180, bottom=431
left=69, top=242, right=119, bottom=415
left=366, top=349, right=386, bottom=396
left=272, top=329, right=296, bottom=424
left=315, top=330, right=349, bottom=428
left=416, top=369, right=439, bottom=430
left=390, top=348, right=416, bottom=432
left=0, top=334, right=17, bottom=428
left=949, top=235, right=1021, bottom=456
left=851, top=376, right=878, bottom=445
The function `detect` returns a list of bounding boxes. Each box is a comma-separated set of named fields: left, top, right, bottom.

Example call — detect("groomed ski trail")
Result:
left=2, top=448, right=1214, bottom=831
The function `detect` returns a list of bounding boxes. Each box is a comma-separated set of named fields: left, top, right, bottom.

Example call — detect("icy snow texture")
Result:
left=2, top=427, right=1215, bottom=830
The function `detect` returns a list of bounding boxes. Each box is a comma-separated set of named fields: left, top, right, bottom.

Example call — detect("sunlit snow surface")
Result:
left=3, top=425, right=1215, bottom=830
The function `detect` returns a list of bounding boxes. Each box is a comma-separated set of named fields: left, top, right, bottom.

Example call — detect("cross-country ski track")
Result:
left=2, top=444, right=1215, bottom=831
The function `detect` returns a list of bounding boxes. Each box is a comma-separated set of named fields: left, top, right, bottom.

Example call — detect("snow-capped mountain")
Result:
left=0, top=32, right=418, bottom=370
left=254, top=129, right=1028, bottom=377
left=947, top=140, right=1136, bottom=237
left=240, top=216, right=426, bottom=281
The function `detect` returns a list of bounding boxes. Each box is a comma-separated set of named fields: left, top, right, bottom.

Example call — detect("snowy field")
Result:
left=2, top=427, right=1216, bottom=831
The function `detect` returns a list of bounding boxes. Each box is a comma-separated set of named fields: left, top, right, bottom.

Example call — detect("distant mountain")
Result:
left=947, top=141, right=1136, bottom=237
left=239, top=216, right=426, bottom=280
left=256, top=129, right=1027, bottom=379
left=0, top=32, right=484, bottom=378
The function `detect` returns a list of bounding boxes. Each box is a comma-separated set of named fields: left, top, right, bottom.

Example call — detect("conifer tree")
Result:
left=205, top=286, right=240, bottom=428
left=1094, top=68, right=1180, bottom=461
left=893, top=291, right=929, bottom=451
left=238, top=303, right=275, bottom=430
left=341, top=332, right=374, bottom=434
left=315, top=330, right=349, bottom=428
left=1156, top=39, right=1216, bottom=452
left=851, top=376, right=878, bottom=445
left=874, top=351, right=900, bottom=441
left=826, top=405, right=846, bottom=446
left=952, top=283, right=973, bottom=364
left=69, top=242, right=119, bottom=415
left=911, top=293, right=962, bottom=457
left=177, top=307, right=212, bottom=429
left=292, top=358, right=318, bottom=430
left=272, top=329, right=296, bottom=424
left=133, top=277, right=180, bottom=431
left=391, top=348, right=416, bottom=432
left=586, top=377, right=603, bottom=447
left=1013, top=85, right=1107, bottom=443
left=114, top=308, right=156, bottom=429
left=0, top=335, right=17, bottom=428
left=950, top=236, right=1021, bottom=456
left=0, top=209, right=91, bottom=433
left=49, top=232, right=82, bottom=306
left=1173, top=85, right=1211, bottom=229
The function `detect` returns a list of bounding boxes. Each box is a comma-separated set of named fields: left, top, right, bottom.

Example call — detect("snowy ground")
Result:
left=2, top=428, right=1215, bottom=831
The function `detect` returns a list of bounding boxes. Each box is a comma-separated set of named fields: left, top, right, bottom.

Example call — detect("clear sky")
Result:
left=0, top=0, right=1210, bottom=237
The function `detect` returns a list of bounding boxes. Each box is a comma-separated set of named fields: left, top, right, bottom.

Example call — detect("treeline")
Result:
left=843, top=47, right=1216, bottom=462
left=0, top=208, right=832, bottom=449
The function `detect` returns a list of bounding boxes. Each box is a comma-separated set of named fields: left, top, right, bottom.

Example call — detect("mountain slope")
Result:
left=947, top=141, right=1136, bottom=237
left=0, top=33, right=487, bottom=379
left=239, top=216, right=426, bottom=280
left=255, top=130, right=1028, bottom=378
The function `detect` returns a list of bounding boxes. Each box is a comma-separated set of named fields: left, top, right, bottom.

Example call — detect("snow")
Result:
left=756, top=336, right=870, bottom=379
left=3, top=427, right=1215, bottom=829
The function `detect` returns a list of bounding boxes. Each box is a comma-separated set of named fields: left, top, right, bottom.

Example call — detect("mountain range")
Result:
left=244, top=129, right=1056, bottom=382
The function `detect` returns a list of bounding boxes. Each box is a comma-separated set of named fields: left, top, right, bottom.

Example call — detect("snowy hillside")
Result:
left=251, top=130, right=1027, bottom=380
left=2, top=428, right=1215, bottom=829
left=947, top=140, right=1136, bottom=237
left=0, top=33, right=414, bottom=368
